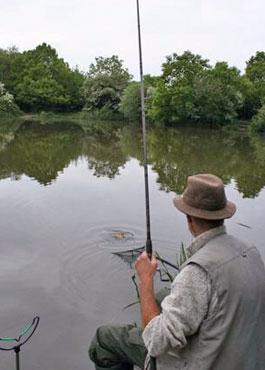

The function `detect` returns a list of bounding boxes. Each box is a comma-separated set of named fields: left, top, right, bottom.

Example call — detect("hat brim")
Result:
left=173, top=196, right=236, bottom=220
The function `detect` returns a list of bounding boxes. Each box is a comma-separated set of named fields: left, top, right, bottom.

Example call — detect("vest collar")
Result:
left=187, top=225, right=226, bottom=258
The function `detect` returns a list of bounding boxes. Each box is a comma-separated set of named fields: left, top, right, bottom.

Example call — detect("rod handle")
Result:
left=146, top=239, right=153, bottom=260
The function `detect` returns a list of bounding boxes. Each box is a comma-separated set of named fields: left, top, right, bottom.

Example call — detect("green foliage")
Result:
left=119, top=75, right=162, bottom=123
left=83, top=56, right=132, bottom=113
left=237, top=76, right=257, bottom=120
left=250, top=104, right=265, bottom=133
left=146, top=79, right=171, bottom=124
left=143, top=74, right=161, bottom=87
left=0, top=47, right=23, bottom=94
left=83, top=106, right=123, bottom=121
left=0, top=82, right=21, bottom=115
left=0, top=44, right=84, bottom=112
left=148, top=51, right=210, bottom=124
left=148, top=53, right=246, bottom=126
left=244, top=52, right=265, bottom=116
left=176, top=243, right=188, bottom=269
left=189, top=62, right=243, bottom=124
left=120, top=82, right=141, bottom=122
left=162, top=51, right=210, bottom=85
left=246, top=51, right=265, bottom=84
left=1, top=44, right=265, bottom=127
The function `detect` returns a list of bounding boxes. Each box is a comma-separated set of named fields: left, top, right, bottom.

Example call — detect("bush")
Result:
left=0, top=82, right=21, bottom=115
left=119, top=82, right=141, bottom=122
left=83, top=56, right=131, bottom=113
left=250, top=104, right=265, bottom=133
left=82, top=105, right=123, bottom=121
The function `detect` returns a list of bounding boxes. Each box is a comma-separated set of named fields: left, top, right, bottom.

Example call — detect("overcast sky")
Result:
left=1, top=0, right=264, bottom=78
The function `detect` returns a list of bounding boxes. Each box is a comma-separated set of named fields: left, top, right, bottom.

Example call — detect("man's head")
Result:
left=173, top=174, right=236, bottom=236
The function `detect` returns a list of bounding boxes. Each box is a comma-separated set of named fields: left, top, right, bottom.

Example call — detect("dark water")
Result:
left=0, top=119, right=265, bottom=370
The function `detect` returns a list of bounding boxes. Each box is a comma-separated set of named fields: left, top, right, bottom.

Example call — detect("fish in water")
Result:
left=112, top=231, right=127, bottom=240
left=112, top=231, right=134, bottom=240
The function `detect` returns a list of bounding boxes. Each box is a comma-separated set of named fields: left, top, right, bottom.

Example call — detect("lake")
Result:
left=0, top=118, right=265, bottom=370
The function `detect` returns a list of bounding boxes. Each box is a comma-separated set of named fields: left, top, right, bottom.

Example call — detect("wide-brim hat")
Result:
left=173, top=174, right=236, bottom=220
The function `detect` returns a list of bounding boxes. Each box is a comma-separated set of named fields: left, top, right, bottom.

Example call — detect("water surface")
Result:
left=0, top=119, right=264, bottom=369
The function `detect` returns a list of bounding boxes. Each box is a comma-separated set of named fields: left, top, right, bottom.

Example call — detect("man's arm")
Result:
left=135, top=251, right=160, bottom=328
left=136, top=257, right=210, bottom=358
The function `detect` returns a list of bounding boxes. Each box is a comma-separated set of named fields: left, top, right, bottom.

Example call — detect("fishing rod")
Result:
left=136, top=2, right=156, bottom=370
left=136, top=0, right=152, bottom=259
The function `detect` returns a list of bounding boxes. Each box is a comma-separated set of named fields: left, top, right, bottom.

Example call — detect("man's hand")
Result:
left=135, top=252, right=160, bottom=328
left=135, top=251, right=158, bottom=282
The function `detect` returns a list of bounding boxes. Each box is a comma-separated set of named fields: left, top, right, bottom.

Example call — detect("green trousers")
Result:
left=89, top=287, right=170, bottom=370
left=89, top=324, right=146, bottom=370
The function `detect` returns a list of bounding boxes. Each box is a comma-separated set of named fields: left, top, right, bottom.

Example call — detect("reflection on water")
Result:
left=0, top=120, right=265, bottom=198
left=148, top=127, right=265, bottom=198
left=0, top=118, right=265, bottom=370
left=0, top=121, right=83, bottom=185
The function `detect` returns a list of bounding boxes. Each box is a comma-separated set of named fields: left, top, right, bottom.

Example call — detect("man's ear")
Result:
left=186, top=214, right=195, bottom=235
left=186, top=215, right=192, bottom=224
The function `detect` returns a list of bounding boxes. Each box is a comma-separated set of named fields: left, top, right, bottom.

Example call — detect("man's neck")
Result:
left=187, top=225, right=226, bottom=258
left=192, top=226, right=211, bottom=237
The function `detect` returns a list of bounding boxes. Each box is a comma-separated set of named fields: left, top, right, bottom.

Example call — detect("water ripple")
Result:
left=60, top=224, right=146, bottom=306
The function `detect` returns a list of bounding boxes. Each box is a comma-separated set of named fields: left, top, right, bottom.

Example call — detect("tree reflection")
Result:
left=81, top=122, right=128, bottom=178
left=0, top=120, right=128, bottom=185
left=146, top=127, right=265, bottom=198
left=0, top=121, right=83, bottom=185
left=0, top=119, right=264, bottom=198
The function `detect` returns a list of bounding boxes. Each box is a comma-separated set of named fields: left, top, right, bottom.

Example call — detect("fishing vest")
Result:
left=160, top=233, right=265, bottom=370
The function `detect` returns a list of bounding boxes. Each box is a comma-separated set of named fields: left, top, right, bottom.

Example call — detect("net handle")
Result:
left=0, top=316, right=40, bottom=351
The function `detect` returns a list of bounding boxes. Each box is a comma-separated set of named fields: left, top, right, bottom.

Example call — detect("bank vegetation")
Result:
left=1, top=44, right=265, bottom=133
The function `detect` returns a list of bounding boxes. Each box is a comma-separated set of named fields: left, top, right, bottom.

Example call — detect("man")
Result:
left=89, top=174, right=265, bottom=370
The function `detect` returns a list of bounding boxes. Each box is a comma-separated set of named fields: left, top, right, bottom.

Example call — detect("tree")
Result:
left=250, top=103, right=265, bottom=133
left=0, top=44, right=84, bottom=112
left=120, top=82, right=141, bottom=122
left=246, top=52, right=265, bottom=84
left=83, top=56, right=131, bottom=113
left=0, top=47, right=24, bottom=95
left=244, top=52, right=265, bottom=116
left=189, top=62, right=243, bottom=124
left=237, top=75, right=256, bottom=120
left=119, top=74, right=162, bottom=122
left=148, top=51, right=210, bottom=124
left=0, top=82, right=20, bottom=115
left=162, top=51, right=210, bottom=86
